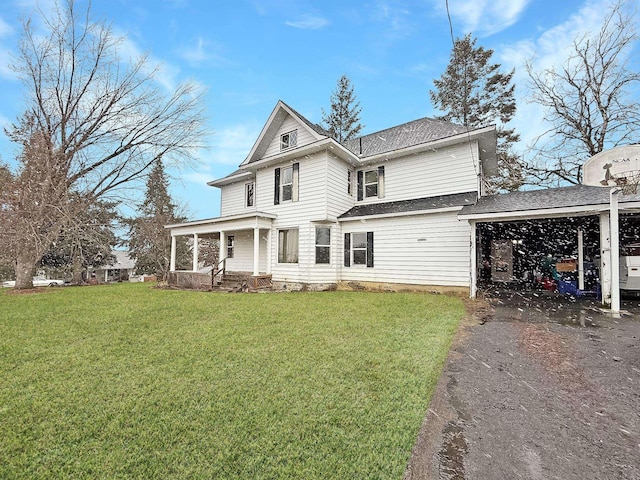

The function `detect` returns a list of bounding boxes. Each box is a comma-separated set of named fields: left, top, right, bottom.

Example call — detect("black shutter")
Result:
left=366, top=231, right=374, bottom=268
left=377, top=166, right=385, bottom=199
left=344, top=233, right=351, bottom=267
left=292, top=162, right=299, bottom=202
left=357, top=171, right=363, bottom=201
left=274, top=167, right=280, bottom=205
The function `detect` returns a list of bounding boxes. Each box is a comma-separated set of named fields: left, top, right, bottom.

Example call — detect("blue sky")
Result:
left=0, top=0, right=636, bottom=220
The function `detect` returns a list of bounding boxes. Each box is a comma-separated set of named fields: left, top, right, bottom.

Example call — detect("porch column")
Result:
left=193, top=233, right=199, bottom=272
left=104, top=269, right=108, bottom=283
left=220, top=231, right=226, bottom=261
left=170, top=235, right=177, bottom=271
left=253, top=227, right=260, bottom=276
left=600, top=212, right=611, bottom=305
left=266, top=229, right=272, bottom=274
left=470, top=221, right=477, bottom=298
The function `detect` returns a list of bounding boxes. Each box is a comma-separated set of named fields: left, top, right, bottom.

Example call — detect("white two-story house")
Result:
left=166, top=100, right=497, bottom=293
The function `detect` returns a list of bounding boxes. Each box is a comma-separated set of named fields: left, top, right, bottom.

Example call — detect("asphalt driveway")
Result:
left=405, top=291, right=640, bottom=480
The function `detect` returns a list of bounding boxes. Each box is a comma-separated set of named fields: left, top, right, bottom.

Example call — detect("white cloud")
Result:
left=208, top=123, right=262, bottom=166
left=285, top=15, right=330, bottom=30
left=0, top=17, right=14, bottom=37
left=433, top=0, right=531, bottom=37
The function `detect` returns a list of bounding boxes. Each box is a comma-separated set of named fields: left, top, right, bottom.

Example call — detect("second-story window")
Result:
left=280, top=130, right=297, bottom=150
left=357, top=166, right=385, bottom=201
left=347, top=169, right=353, bottom=195
left=245, top=182, right=254, bottom=207
left=274, top=163, right=299, bottom=204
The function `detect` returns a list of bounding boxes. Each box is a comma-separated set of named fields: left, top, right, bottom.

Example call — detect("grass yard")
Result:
left=0, top=282, right=464, bottom=479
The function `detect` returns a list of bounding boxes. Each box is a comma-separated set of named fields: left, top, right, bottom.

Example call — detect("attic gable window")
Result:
left=280, top=130, right=297, bottom=150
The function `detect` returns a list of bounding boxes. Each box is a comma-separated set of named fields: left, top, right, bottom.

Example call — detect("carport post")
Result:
left=600, top=213, right=611, bottom=305
left=610, top=188, right=621, bottom=313
left=470, top=221, right=477, bottom=298
left=578, top=229, right=584, bottom=291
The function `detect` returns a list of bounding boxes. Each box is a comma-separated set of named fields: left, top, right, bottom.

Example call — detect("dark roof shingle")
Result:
left=339, top=192, right=478, bottom=219
left=459, top=185, right=640, bottom=216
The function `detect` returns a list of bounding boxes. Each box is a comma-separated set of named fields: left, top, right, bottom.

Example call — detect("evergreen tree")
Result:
left=126, top=159, right=189, bottom=279
left=430, top=34, right=522, bottom=192
left=40, top=197, right=119, bottom=283
left=321, top=75, right=364, bottom=142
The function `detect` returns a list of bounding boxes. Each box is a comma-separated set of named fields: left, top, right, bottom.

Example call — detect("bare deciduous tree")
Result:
left=4, top=0, right=206, bottom=288
left=525, top=1, right=640, bottom=186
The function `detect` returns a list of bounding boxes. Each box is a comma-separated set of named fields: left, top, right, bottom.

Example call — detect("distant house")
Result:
left=90, top=250, right=136, bottom=283
left=165, top=100, right=496, bottom=293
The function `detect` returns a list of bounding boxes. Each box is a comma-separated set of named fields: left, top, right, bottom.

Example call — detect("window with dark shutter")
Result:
left=344, top=233, right=351, bottom=267
left=345, top=231, right=374, bottom=267
left=357, top=171, right=363, bottom=201
left=274, top=168, right=280, bottom=205
left=366, top=231, right=374, bottom=267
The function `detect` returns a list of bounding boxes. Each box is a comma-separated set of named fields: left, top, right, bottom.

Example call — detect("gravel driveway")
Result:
left=405, top=291, right=640, bottom=480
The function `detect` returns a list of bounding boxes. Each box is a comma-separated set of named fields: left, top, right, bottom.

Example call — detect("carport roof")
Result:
left=459, top=185, right=640, bottom=220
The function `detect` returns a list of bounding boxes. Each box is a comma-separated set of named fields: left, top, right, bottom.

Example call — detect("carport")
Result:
left=458, top=185, right=640, bottom=309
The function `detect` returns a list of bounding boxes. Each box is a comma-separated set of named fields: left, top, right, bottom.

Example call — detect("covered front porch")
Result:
left=165, top=213, right=276, bottom=288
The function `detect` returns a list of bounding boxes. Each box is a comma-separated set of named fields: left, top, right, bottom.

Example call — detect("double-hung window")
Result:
left=344, top=232, right=374, bottom=267
left=274, top=163, right=299, bottom=204
left=357, top=166, right=385, bottom=200
left=280, top=130, right=297, bottom=150
left=315, top=226, right=331, bottom=264
left=278, top=229, right=299, bottom=263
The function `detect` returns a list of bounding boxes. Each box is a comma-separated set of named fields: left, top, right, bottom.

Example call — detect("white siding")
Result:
left=263, top=115, right=318, bottom=158
left=357, top=143, right=479, bottom=205
left=220, top=181, right=256, bottom=217
left=326, top=153, right=356, bottom=218
left=225, top=229, right=268, bottom=273
left=341, top=210, right=471, bottom=287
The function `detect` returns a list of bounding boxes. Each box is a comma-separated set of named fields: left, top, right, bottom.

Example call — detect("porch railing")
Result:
left=211, top=257, right=227, bottom=287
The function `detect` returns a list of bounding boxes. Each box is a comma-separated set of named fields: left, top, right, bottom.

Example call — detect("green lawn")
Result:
left=0, top=283, right=464, bottom=479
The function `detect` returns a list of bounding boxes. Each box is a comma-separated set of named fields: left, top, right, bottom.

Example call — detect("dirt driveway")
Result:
left=405, top=291, right=640, bottom=480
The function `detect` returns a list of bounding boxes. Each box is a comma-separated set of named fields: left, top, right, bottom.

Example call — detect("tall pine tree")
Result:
left=321, top=75, right=364, bottom=142
left=430, top=34, right=522, bottom=192
left=126, top=159, right=189, bottom=279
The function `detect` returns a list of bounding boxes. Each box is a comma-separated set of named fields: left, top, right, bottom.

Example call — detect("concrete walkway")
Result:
left=405, top=292, right=640, bottom=480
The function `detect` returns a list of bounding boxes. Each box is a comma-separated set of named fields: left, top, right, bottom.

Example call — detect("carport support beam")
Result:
left=610, top=188, right=621, bottom=313
left=578, top=229, right=584, bottom=291
left=600, top=213, right=611, bottom=305
left=470, top=221, right=477, bottom=299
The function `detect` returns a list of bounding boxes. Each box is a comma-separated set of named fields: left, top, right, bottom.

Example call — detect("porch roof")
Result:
left=165, top=212, right=276, bottom=235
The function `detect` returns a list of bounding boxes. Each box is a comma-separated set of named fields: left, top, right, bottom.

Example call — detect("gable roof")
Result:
left=240, top=100, right=328, bottom=166
left=343, top=117, right=469, bottom=157
left=459, top=185, right=640, bottom=220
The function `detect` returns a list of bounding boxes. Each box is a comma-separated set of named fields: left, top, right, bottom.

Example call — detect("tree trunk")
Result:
left=71, top=255, right=85, bottom=285
left=15, top=250, right=37, bottom=289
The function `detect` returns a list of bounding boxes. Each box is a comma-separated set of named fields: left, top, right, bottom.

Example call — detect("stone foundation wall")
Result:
left=336, top=280, right=470, bottom=296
